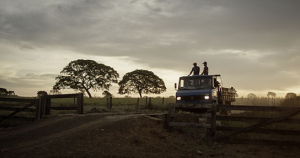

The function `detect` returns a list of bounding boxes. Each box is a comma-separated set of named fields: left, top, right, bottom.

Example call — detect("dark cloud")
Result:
left=1, top=0, right=300, bottom=95
left=24, top=73, right=58, bottom=79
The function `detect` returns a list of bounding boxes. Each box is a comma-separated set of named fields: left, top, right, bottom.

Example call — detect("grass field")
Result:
left=1, top=96, right=300, bottom=130
left=0, top=97, right=176, bottom=127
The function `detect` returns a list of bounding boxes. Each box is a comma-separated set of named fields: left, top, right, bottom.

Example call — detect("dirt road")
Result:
left=1, top=114, right=299, bottom=158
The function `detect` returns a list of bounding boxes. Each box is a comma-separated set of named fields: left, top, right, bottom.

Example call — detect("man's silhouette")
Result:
left=201, top=61, right=209, bottom=75
left=188, top=62, right=200, bottom=76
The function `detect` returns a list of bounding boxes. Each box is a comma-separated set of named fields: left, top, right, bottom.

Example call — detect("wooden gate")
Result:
left=214, top=105, right=300, bottom=145
left=0, top=97, right=38, bottom=123
left=39, top=93, right=84, bottom=116
left=167, top=103, right=300, bottom=145
left=0, top=93, right=84, bottom=126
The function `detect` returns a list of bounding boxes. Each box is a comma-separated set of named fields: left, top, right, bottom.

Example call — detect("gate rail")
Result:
left=0, top=93, right=84, bottom=125
left=167, top=103, right=300, bottom=145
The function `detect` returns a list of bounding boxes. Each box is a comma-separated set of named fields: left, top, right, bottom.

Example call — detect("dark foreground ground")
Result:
left=0, top=114, right=299, bottom=158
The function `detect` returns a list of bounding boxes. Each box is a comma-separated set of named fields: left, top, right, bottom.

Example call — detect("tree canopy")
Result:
left=0, top=88, right=15, bottom=96
left=285, top=92, right=297, bottom=99
left=267, top=92, right=276, bottom=98
left=0, top=88, right=8, bottom=96
left=102, top=90, right=113, bottom=98
left=118, top=69, right=166, bottom=98
left=53, top=59, right=119, bottom=98
left=247, top=93, right=257, bottom=99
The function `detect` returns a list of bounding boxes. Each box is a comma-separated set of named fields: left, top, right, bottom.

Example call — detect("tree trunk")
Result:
left=138, top=90, right=142, bottom=98
left=86, top=89, right=92, bottom=98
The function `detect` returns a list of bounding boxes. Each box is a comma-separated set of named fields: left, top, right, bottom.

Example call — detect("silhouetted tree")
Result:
left=0, top=88, right=8, bottom=96
left=267, top=92, right=276, bottom=98
left=285, top=92, right=297, bottom=99
left=118, top=69, right=166, bottom=98
left=247, top=93, right=257, bottom=99
left=37, top=91, right=48, bottom=97
left=102, top=90, right=113, bottom=98
left=53, top=59, right=119, bottom=98
left=7, top=91, right=15, bottom=96
left=50, top=89, right=61, bottom=95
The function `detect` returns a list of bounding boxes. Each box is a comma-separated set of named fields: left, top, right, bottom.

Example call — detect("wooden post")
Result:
left=106, top=97, right=109, bottom=109
left=149, top=97, right=151, bottom=107
left=42, top=93, right=47, bottom=117
left=206, top=103, right=216, bottom=138
left=210, top=103, right=217, bottom=139
left=167, top=106, right=175, bottom=128
left=77, top=93, right=84, bottom=114
left=206, top=114, right=211, bottom=138
left=45, top=97, right=51, bottom=115
left=109, top=96, right=112, bottom=110
left=162, top=97, right=165, bottom=105
left=145, top=97, right=148, bottom=106
left=136, top=98, right=140, bottom=111
left=35, top=97, right=42, bottom=120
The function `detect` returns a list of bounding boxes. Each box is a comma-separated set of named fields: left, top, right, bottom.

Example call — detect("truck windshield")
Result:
left=179, top=77, right=212, bottom=90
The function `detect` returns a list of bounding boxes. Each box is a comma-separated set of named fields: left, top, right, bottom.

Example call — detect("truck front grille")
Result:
left=181, top=95, right=206, bottom=101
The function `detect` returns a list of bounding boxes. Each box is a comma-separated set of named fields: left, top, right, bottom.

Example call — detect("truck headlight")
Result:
left=204, top=95, right=210, bottom=100
left=176, top=97, right=181, bottom=100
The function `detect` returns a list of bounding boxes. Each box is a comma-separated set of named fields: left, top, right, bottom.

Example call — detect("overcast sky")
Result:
left=1, top=0, right=300, bottom=98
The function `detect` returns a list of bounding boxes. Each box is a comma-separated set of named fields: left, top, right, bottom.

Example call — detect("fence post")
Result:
left=106, top=97, right=109, bottom=109
left=136, top=98, right=140, bottom=111
left=148, top=97, right=153, bottom=109
left=206, top=103, right=216, bottom=139
left=35, top=96, right=42, bottom=121
left=77, top=93, right=84, bottom=114
left=45, top=97, right=51, bottom=115
left=145, top=97, right=148, bottom=106
left=162, top=97, right=165, bottom=105
left=109, top=97, right=112, bottom=110
left=42, top=93, right=47, bottom=117
left=210, top=103, right=216, bottom=139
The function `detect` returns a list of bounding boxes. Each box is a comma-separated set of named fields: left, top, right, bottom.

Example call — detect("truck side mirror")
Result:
left=174, top=83, right=177, bottom=90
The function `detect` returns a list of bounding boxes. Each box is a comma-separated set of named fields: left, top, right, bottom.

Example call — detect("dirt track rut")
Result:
left=0, top=114, right=134, bottom=152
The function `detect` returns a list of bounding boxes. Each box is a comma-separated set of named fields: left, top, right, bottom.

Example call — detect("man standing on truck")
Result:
left=201, top=61, right=209, bottom=75
left=188, top=62, right=200, bottom=76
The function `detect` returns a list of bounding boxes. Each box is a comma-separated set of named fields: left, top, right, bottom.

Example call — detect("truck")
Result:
left=167, top=74, right=237, bottom=137
left=167, top=74, right=236, bottom=125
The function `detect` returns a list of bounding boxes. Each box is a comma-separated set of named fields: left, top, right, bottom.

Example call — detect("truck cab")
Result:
left=175, top=75, right=220, bottom=103
left=175, top=75, right=229, bottom=104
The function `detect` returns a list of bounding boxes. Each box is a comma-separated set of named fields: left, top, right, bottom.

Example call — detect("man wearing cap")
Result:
left=188, top=62, right=200, bottom=76
left=201, top=61, right=209, bottom=75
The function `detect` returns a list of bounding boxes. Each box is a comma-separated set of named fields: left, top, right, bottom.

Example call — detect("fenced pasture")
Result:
left=2, top=94, right=300, bottom=146
left=0, top=93, right=84, bottom=128
left=215, top=104, right=300, bottom=145
left=59, top=97, right=176, bottom=113
left=168, top=96, right=300, bottom=145
left=0, top=95, right=175, bottom=127
left=0, top=97, right=38, bottom=127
